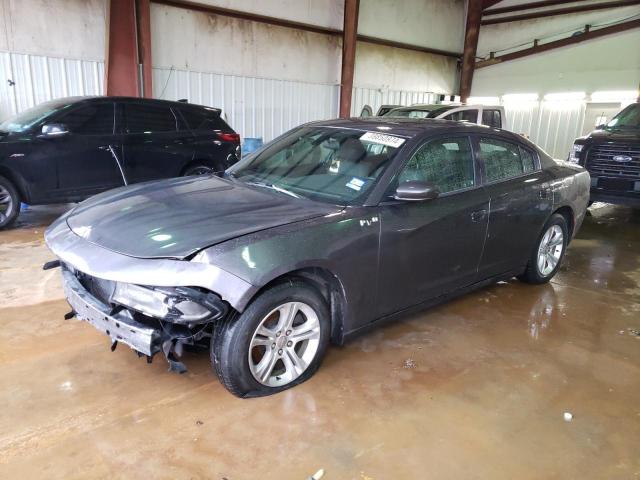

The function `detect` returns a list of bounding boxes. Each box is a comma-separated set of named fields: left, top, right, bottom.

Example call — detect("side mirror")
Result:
left=394, top=180, right=440, bottom=202
left=596, top=123, right=607, bottom=130
left=40, top=123, right=68, bottom=137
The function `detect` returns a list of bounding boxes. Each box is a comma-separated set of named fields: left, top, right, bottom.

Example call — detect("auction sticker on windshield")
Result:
left=360, top=131, right=406, bottom=148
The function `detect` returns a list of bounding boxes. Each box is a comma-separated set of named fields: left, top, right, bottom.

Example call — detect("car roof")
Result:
left=53, top=95, right=221, bottom=113
left=305, top=117, right=517, bottom=140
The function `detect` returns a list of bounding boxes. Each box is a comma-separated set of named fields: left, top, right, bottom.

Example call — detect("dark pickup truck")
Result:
left=569, top=102, right=640, bottom=208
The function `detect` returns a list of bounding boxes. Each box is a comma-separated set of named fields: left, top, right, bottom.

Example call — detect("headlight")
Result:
left=568, top=143, right=584, bottom=163
left=112, top=283, right=226, bottom=324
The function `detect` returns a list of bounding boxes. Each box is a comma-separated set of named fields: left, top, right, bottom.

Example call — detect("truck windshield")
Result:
left=607, top=103, right=640, bottom=129
left=227, top=126, right=405, bottom=205
left=0, top=99, right=74, bottom=133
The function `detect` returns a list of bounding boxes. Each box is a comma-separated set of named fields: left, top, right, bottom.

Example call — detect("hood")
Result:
left=66, top=176, right=340, bottom=259
left=587, top=127, right=640, bottom=143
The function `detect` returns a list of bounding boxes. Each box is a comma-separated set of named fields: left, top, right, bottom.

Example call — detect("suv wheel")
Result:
left=0, top=175, right=20, bottom=229
left=211, top=280, right=330, bottom=398
left=519, top=213, right=568, bottom=284
left=184, top=164, right=214, bottom=176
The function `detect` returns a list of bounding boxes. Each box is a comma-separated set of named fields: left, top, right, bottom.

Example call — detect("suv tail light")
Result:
left=217, top=132, right=240, bottom=143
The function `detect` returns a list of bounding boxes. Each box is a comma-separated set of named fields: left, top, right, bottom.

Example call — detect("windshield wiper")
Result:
left=245, top=181, right=300, bottom=198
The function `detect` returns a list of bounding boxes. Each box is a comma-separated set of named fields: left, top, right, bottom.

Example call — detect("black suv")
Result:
left=569, top=102, right=640, bottom=207
left=0, top=96, right=240, bottom=228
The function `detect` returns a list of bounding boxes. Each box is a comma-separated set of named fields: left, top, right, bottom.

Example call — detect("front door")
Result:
left=53, top=101, right=124, bottom=199
left=377, top=136, right=490, bottom=317
left=474, top=136, right=553, bottom=279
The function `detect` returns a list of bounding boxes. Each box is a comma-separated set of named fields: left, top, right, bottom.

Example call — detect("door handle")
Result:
left=98, top=145, right=109, bottom=150
left=471, top=209, right=487, bottom=222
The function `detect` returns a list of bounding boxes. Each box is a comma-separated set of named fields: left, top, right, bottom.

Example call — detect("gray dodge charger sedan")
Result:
left=45, top=118, right=590, bottom=397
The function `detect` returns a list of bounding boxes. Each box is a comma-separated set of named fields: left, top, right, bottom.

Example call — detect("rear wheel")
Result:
left=519, top=214, right=568, bottom=284
left=183, top=164, right=214, bottom=176
left=0, top=175, right=20, bottom=229
left=211, top=280, right=330, bottom=398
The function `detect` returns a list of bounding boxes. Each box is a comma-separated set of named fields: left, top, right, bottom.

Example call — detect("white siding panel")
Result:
left=153, top=66, right=340, bottom=142
left=504, top=100, right=586, bottom=159
left=0, top=51, right=104, bottom=121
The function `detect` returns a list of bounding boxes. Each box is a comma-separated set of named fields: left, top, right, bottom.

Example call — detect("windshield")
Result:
left=0, top=98, right=74, bottom=133
left=228, top=126, right=406, bottom=205
left=606, top=103, right=640, bottom=129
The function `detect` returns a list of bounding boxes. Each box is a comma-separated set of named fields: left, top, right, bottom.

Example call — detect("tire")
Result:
left=518, top=213, right=568, bottom=284
left=183, top=164, right=215, bottom=176
left=0, top=175, right=20, bottom=230
left=211, top=280, right=330, bottom=398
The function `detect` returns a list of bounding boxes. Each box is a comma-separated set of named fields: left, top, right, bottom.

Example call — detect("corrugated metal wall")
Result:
left=153, top=67, right=340, bottom=142
left=0, top=51, right=104, bottom=121
left=351, top=86, right=440, bottom=116
left=504, top=100, right=586, bottom=160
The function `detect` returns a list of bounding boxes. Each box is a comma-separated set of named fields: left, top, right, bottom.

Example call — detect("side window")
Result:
left=482, top=109, right=502, bottom=128
left=444, top=109, right=478, bottom=123
left=124, top=104, right=178, bottom=134
left=398, top=137, right=475, bottom=194
left=479, top=137, right=535, bottom=182
left=179, top=108, right=227, bottom=131
left=59, top=103, right=114, bottom=135
left=520, top=146, right=537, bottom=173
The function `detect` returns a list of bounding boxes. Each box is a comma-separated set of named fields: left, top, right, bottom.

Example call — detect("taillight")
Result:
left=217, top=132, right=240, bottom=143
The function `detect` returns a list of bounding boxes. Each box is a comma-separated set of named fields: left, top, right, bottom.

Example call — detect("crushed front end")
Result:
left=58, top=262, right=228, bottom=372
left=44, top=213, right=256, bottom=374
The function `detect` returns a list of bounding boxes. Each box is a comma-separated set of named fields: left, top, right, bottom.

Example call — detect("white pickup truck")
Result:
left=363, top=103, right=507, bottom=129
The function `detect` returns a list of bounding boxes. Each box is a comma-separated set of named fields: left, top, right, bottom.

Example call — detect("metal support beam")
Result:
left=460, top=0, right=483, bottom=102
left=476, top=18, right=640, bottom=68
left=106, top=0, right=140, bottom=96
left=136, top=0, right=153, bottom=98
left=481, top=0, right=640, bottom=25
left=483, top=0, right=587, bottom=15
left=340, top=0, right=359, bottom=118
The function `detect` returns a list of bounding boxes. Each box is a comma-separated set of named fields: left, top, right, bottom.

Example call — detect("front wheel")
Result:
left=211, top=280, right=330, bottom=398
left=518, top=213, right=568, bottom=284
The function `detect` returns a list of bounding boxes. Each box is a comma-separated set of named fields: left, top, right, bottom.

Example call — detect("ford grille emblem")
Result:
left=612, top=155, right=633, bottom=162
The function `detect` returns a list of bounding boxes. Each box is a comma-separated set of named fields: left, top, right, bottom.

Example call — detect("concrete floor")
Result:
left=0, top=204, right=639, bottom=479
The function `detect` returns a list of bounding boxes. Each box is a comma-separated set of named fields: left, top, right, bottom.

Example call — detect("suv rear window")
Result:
left=179, top=108, right=228, bottom=131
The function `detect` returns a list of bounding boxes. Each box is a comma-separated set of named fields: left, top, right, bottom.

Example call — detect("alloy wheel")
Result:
left=248, top=301, right=321, bottom=387
left=0, top=185, right=14, bottom=224
left=537, top=224, right=564, bottom=276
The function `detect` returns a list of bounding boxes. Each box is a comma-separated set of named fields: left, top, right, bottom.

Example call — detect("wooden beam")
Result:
left=356, top=35, right=461, bottom=58
left=483, top=0, right=587, bottom=16
left=136, top=0, right=153, bottom=98
left=152, top=0, right=341, bottom=36
left=460, top=0, right=483, bottom=102
left=340, top=0, right=359, bottom=118
left=106, top=0, right=139, bottom=96
left=481, top=0, right=640, bottom=25
left=476, top=18, right=640, bottom=68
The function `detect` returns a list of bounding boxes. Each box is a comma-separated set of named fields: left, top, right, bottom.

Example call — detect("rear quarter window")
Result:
left=179, top=108, right=228, bottom=131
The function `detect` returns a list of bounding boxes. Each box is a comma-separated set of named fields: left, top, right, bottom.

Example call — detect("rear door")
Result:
left=53, top=101, right=124, bottom=199
left=474, top=136, right=553, bottom=279
left=377, top=135, right=490, bottom=316
left=120, top=102, right=193, bottom=183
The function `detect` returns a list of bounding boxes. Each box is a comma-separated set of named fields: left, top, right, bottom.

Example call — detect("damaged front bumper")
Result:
left=45, top=214, right=258, bottom=372
left=62, top=267, right=161, bottom=357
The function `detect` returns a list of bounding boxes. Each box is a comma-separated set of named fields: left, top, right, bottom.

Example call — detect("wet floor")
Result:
left=0, top=203, right=639, bottom=479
